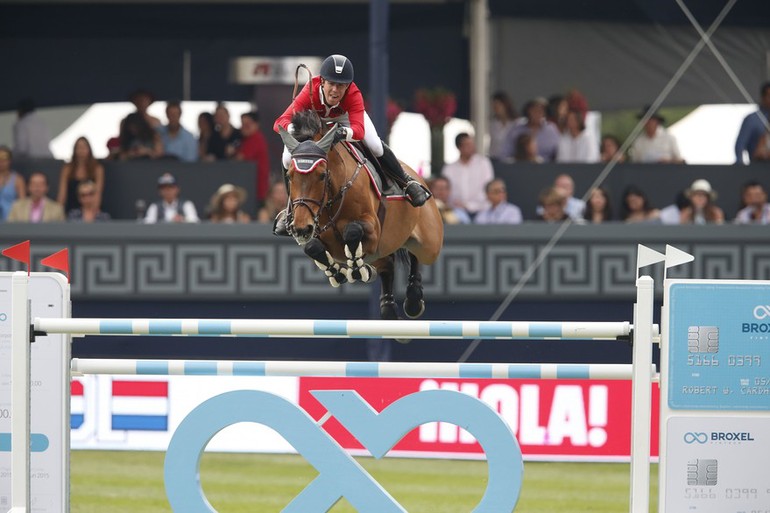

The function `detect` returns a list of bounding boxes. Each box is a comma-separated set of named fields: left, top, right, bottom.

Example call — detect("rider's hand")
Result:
left=333, top=126, right=350, bottom=144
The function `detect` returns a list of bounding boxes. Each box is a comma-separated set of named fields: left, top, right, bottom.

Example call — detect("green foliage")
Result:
left=71, top=451, right=659, bottom=512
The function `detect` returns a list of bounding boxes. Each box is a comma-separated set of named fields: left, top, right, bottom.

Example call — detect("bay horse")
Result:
left=278, top=111, right=443, bottom=320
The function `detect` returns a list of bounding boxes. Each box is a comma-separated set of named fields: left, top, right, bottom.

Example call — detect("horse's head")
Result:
left=278, top=111, right=339, bottom=245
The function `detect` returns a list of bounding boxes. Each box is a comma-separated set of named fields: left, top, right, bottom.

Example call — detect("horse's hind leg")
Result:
left=343, top=221, right=377, bottom=284
left=377, top=255, right=398, bottom=320
left=304, top=238, right=348, bottom=288
left=403, top=252, right=426, bottom=319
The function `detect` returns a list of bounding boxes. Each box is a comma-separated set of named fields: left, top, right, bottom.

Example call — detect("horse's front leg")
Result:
left=342, top=221, right=378, bottom=283
left=303, top=238, right=348, bottom=288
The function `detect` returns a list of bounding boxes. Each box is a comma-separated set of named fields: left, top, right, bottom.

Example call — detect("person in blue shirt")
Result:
left=158, top=100, right=198, bottom=162
left=735, top=82, right=770, bottom=164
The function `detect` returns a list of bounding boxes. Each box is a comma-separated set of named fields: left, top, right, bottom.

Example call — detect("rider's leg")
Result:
left=272, top=146, right=292, bottom=236
left=362, top=112, right=431, bottom=207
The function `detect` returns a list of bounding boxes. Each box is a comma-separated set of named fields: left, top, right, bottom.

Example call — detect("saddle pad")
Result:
left=344, top=142, right=405, bottom=200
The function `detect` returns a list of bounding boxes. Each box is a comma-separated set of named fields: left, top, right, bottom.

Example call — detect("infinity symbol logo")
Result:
left=164, top=389, right=523, bottom=512
left=753, top=305, right=770, bottom=319
left=683, top=432, right=708, bottom=444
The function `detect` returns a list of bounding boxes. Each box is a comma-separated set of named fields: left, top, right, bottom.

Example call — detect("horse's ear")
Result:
left=316, top=123, right=339, bottom=153
left=278, top=126, right=300, bottom=152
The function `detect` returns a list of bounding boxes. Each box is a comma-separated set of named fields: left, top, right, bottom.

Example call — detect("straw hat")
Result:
left=210, top=183, right=247, bottom=211
left=686, top=179, right=717, bottom=201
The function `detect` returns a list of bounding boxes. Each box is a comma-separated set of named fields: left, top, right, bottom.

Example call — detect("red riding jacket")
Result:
left=273, top=76, right=366, bottom=140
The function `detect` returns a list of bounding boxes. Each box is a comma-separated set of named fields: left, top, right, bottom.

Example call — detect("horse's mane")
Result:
left=291, top=111, right=323, bottom=142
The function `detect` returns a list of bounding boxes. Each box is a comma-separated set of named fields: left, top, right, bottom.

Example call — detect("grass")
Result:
left=71, top=450, right=659, bottom=512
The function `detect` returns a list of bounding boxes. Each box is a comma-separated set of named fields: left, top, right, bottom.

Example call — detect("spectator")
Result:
left=600, top=135, right=626, bottom=163
left=7, top=172, right=64, bottom=223
left=426, top=176, right=471, bottom=225
left=621, top=185, right=660, bottom=223
left=57, top=136, right=105, bottom=213
left=583, top=187, right=613, bottom=224
left=441, top=133, right=494, bottom=217
left=547, top=95, right=569, bottom=133
left=565, top=89, right=589, bottom=124
left=208, top=183, right=251, bottom=224
left=630, top=107, right=684, bottom=163
left=680, top=179, right=724, bottom=225
left=503, top=97, right=561, bottom=162
left=144, top=173, right=199, bottom=223
left=556, top=110, right=599, bottom=163
left=0, top=146, right=26, bottom=221
left=734, top=180, right=770, bottom=224
left=659, top=190, right=691, bottom=225
left=197, top=112, right=215, bottom=161
left=513, top=133, right=542, bottom=163
left=257, top=181, right=289, bottom=224
left=158, top=100, right=197, bottom=162
left=553, top=173, right=586, bottom=219
left=735, top=82, right=770, bottom=164
left=753, top=128, right=770, bottom=161
left=67, top=180, right=111, bottom=223
left=237, top=111, right=271, bottom=203
left=128, top=88, right=161, bottom=129
left=119, top=112, right=162, bottom=160
left=537, top=187, right=569, bottom=222
left=474, top=179, right=523, bottom=224
left=12, top=98, right=53, bottom=159
left=205, top=102, right=241, bottom=161
left=488, top=91, right=517, bottom=160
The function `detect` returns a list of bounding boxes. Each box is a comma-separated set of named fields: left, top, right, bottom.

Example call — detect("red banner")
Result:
left=299, top=377, right=660, bottom=461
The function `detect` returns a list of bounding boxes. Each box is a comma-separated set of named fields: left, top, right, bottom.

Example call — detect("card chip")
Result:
left=687, top=326, right=719, bottom=353
left=687, top=458, right=718, bottom=486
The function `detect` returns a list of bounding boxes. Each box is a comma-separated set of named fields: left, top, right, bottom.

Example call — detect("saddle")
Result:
left=342, top=142, right=403, bottom=199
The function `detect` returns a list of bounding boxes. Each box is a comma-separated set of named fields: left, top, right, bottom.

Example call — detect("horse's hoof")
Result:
left=329, top=277, right=342, bottom=288
left=360, top=264, right=377, bottom=283
left=380, top=301, right=398, bottom=320
left=403, top=299, right=426, bottom=319
left=344, top=268, right=357, bottom=283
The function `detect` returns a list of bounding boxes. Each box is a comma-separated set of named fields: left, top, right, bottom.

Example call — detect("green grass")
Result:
left=71, top=450, right=659, bottom=512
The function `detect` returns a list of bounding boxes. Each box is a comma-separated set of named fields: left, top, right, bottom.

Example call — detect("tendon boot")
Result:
left=272, top=168, right=292, bottom=237
left=379, top=142, right=431, bottom=207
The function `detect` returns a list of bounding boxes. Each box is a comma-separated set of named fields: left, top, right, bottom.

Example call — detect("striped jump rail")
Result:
left=70, top=358, right=658, bottom=381
left=37, top=318, right=635, bottom=340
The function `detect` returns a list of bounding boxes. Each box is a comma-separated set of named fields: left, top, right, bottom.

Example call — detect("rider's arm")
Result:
left=341, top=83, right=366, bottom=140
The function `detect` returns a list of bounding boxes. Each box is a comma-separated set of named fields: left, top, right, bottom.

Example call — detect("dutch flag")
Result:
left=111, top=380, right=169, bottom=431
left=70, top=380, right=85, bottom=429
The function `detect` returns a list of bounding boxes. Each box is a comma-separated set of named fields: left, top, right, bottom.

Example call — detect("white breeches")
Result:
left=282, top=111, right=384, bottom=169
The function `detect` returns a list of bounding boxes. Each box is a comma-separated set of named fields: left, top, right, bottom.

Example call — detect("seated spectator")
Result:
left=547, top=94, right=569, bottom=133
left=600, top=135, right=626, bottom=163
left=538, top=187, right=570, bottom=222
left=144, top=173, right=199, bottom=223
left=128, top=88, right=161, bottom=129
left=257, top=181, right=289, bottom=224
left=119, top=112, right=162, bottom=160
left=630, top=107, right=684, bottom=163
left=205, top=102, right=241, bottom=161
left=735, top=82, right=770, bottom=164
left=556, top=110, right=599, bottom=163
left=13, top=98, right=53, bottom=159
left=659, top=190, right=691, bottom=225
left=583, top=187, right=613, bottom=224
left=621, top=185, right=660, bottom=223
left=488, top=91, right=517, bottom=160
left=474, top=179, right=522, bottom=224
left=536, top=173, right=585, bottom=220
left=208, top=183, right=251, bottom=224
left=426, top=176, right=471, bottom=225
left=67, top=180, right=111, bottom=223
left=158, top=100, right=197, bottom=162
left=237, top=111, right=271, bottom=203
left=734, top=180, right=770, bottom=224
left=8, top=172, right=64, bottom=223
left=502, top=98, right=561, bottom=162
left=197, top=112, right=215, bottom=161
left=57, top=136, right=105, bottom=213
left=441, top=133, right=493, bottom=217
left=513, top=133, right=542, bottom=163
left=680, top=179, right=724, bottom=225
left=0, top=146, right=26, bottom=221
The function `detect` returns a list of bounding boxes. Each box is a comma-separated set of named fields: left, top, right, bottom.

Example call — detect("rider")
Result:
left=272, top=54, right=431, bottom=235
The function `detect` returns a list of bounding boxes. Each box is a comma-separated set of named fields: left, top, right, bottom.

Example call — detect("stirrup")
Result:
left=272, top=209, right=291, bottom=237
left=404, top=180, right=431, bottom=207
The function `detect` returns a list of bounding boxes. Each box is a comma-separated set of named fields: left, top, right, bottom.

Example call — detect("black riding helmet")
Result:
left=320, top=54, right=354, bottom=84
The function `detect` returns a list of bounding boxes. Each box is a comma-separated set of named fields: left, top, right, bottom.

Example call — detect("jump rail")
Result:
left=36, top=318, right=635, bottom=340
left=71, top=358, right=658, bottom=381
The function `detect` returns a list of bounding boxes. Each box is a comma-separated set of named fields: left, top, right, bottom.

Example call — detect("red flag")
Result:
left=41, top=248, right=70, bottom=283
left=1, top=240, right=31, bottom=274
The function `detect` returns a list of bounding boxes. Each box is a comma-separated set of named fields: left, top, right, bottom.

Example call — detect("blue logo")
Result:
left=164, top=389, right=523, bottom=512
left=684, top=432, right=708, bottom=444
left=0, top=313, right=7, bottom=322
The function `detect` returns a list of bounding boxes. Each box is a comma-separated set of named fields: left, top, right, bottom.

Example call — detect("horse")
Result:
left=278, top=110, right=443, bottom=320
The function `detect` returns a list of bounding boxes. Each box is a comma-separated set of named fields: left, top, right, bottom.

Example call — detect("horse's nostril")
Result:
left=294, top=225, right=313, bottom=238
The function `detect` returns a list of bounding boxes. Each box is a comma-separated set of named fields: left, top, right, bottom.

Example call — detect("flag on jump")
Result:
left=1, top=239, right=31, bottom=274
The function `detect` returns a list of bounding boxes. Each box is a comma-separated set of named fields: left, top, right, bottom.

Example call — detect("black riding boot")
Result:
left=379, top=143, right=431, bottom=207
left=272, top=168, right=292, bottom=237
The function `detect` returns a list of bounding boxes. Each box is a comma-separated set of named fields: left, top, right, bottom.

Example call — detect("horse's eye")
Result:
left=318, top=171, right=327, bottom=181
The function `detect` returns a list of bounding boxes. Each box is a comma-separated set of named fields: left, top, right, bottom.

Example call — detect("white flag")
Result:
left=665, top=245, right=695, bottom=269
left=636, top=244, right=666, bottom=270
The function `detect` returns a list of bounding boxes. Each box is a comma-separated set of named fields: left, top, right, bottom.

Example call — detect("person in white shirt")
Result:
left=556, top=110, right=599, bottom=163
left=734, top=180, right=770, bottom=224
left=144, top=173, right=200, bottom=224
left=630, top=107, right=684, bottom=163
left=441, top=132, right=494, bottom=217
left=12, top=98, right=53, bottom=159
left=474, top=179, right=522, bottom=225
